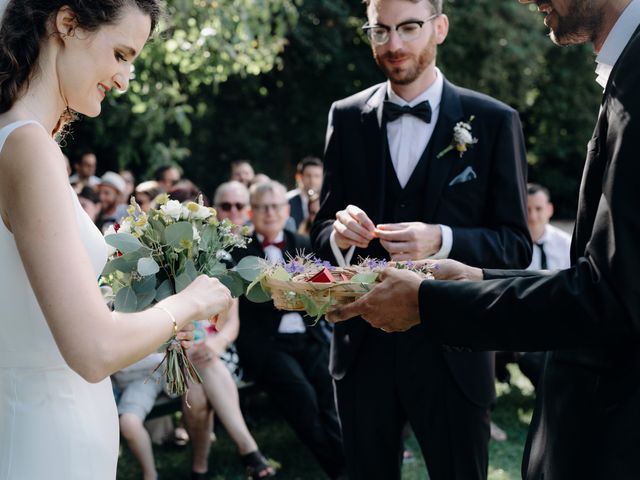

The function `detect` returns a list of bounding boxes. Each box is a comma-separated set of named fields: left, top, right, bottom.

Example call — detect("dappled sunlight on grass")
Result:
left=118, top=366, right=537, bottom=479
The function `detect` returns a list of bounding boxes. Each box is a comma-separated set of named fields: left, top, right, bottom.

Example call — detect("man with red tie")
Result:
left=232, top=181, right=346, bottom=480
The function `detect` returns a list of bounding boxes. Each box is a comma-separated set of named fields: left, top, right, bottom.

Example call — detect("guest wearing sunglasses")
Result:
left=214, top=181, right=251, bottom=228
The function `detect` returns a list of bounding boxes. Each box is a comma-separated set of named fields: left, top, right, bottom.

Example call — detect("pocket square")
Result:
left=448, top=166, right=477, bottom=186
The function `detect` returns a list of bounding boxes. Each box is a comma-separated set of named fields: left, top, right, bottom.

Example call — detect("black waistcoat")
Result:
left=367, top=128, right=433, bottom=260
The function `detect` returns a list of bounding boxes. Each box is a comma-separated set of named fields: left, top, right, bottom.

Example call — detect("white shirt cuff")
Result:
left=329, top=231, right=356, bottom=267
left=430, top=225, right=452, bottom=259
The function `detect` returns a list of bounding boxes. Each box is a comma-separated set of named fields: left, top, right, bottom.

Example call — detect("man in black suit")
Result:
left=310, top=0, right=531, bottom=478
left=287, top=156, right=324, bottom=229
left=328, top=0, right=640, bottom=478
left=233, top=180, right=346, bottom=479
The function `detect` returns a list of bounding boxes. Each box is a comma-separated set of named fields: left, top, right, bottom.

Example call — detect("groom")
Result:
left=311, top=0, right=531, bottom=478
left=328, top=0, right=640, bottom=478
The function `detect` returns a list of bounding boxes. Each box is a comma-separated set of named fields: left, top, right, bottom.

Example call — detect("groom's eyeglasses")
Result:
left=362, top=14, right=440, bottom=46
left=217, top=202, right=246, bottom=212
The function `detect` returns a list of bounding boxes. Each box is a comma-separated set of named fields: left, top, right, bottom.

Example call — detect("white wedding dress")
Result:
left=0, top=121, right=119, bottom=479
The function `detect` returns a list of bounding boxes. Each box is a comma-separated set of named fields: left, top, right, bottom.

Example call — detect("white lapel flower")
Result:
left=437, top=115, right=478, bottom=159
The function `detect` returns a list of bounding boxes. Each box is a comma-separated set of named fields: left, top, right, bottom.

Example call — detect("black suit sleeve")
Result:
left=311, top=102, right=345, bottom=262
left=420, top=64, right=640, bottom=352
left=450, top=109, right=532, bottom=269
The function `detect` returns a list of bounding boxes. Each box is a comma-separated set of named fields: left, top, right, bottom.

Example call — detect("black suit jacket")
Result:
left=288, top=192, right=305, bottom=229
left=233, top=230, right=327, bottom=375
left=420, top=28, right=640, bottom=479
left=311, top=77, right=531, bottom=407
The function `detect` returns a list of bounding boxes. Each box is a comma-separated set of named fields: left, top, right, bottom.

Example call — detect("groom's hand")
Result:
left=333, top=204, right=376, bottom=249
left=326, top=268, right=423, bottom=332
left=375, top=222, right=441, bottom=261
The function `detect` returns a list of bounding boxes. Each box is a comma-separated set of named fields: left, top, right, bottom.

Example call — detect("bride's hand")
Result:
left=177, top=275, right=234, bottom=325
left=177, top=322, right=195, bottom=350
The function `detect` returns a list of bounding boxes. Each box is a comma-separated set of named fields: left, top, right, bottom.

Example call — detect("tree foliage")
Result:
left=68, top=0, right=601, bottom=216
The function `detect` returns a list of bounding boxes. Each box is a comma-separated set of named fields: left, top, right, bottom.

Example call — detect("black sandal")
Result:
left=241, top=450, right=277, bottom=479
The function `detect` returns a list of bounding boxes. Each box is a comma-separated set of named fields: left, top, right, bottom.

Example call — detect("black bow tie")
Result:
left=383, top=100, right=432, bottom=123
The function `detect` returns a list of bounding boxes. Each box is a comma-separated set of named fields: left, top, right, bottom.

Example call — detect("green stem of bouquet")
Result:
left=154, top=338, right=203, bottom=402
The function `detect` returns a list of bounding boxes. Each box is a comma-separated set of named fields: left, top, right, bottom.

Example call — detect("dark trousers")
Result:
left=251, top=333, right=346, bottom=479
left=335, top=328, right=489, bottom=480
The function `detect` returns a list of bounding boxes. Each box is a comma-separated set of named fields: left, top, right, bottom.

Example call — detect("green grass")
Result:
left=117, top=365, right=535, bottom=480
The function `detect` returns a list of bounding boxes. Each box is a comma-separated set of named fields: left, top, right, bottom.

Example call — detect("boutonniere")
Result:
left=437, top=116, right=478, bottom=159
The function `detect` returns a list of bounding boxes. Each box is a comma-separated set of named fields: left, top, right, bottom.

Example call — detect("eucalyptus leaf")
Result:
left=136, top=291, right=156, bottom=311
left=200, top=225, right=217, bottom=247
left=271, top=266, right=291, bottom=281
left=155, top=279, right=174, bottom=302
left=108, top=251, right=146, bottom=274
left=350, top=272, right=379, bottom=284
left=218, top=271, right=245, bottom=298
left=246, top=272, right=267, bottom=297
left=164, top=222, right=193, bottom=249
left=114, top=286, right=138, bottom=312
left=175, top=261, right=198, bottom=293
left=245, top=282, right=272, bottom=303
left=300, top=294, right=320, bottom=318
left=137, top=257, right=160, bottom=276
left=204, top=258, right=227, bottom=276
left=235, top=255, right=265, bottom=282
left=105, top=233, right=144, bottom=254
left=147, top=217, right=166, bottom=240
left=184, top=259, right=199, bottom=280
left=133, top=275, right=156, bottom=294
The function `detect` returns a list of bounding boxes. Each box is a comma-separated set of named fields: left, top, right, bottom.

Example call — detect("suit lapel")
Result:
left=423, top=79, right=464, bottom=221
left=361, top=84, right=388, bottom=224
left=247, top=233, right=265, bottom=258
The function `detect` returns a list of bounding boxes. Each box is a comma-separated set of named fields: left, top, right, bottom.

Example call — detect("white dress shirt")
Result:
left=526, top=223, right=572, bottom=271
left=385, top=72, right=443, bottom=188
left=595, top=0, right=640, bottom=88
left=330, top=69, right=453, bottom=266
left=257, top=232, right=306, bottom=333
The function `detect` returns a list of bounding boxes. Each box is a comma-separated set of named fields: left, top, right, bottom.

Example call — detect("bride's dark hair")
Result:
left=0, top=0, right=161, bottom=115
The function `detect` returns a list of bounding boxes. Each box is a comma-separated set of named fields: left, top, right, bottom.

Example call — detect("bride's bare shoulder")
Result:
left=0, top=122, right=64, bottom=178
left=0, top=122, right=69, bottom=224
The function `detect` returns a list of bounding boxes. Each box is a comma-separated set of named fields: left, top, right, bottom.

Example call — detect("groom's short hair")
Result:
left=363, top=0, right=442, bottom=15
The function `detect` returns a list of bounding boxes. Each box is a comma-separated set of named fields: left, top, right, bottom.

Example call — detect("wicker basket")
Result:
left=263, top=277, right=372, bottom=312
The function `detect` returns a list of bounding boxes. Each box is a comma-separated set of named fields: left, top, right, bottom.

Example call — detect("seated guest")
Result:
left=248, top=173, right=271, bottom=188
left=154, top=164, right=181, bottom=193
left=77, top=186, right=101, bottom=223
left=119, top=169, right=136, bottom=204
left=69, top=151, right=101, bottom=192
left=233, top=181, right=346, bottom=480
left=230, top=159, right=255, bottom=187
left=182, top=303, right=275, bottom=480
left=297, top=191, right=320, bottom=237
left=213, top=180, right=251, bottom=228
left=112, top=353, right=165, bottom=480
left=134, top=181, right=164, bottom=213
left=171, top=179, right=210, bottom=206
left=96, top=171, right=127, bottom=233
left=287, top=156, right=323, bottom=229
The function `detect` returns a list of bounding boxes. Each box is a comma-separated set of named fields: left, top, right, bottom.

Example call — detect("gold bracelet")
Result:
left=153, top=306, right=178, bottom=338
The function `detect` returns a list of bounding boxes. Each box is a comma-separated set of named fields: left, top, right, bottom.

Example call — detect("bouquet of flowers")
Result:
left=238, top=254, right=433, bottom=322
left=101, top=194, right=251, bottom=396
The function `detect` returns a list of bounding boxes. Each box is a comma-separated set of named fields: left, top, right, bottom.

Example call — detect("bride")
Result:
left=0, top=1, right=232, bottom=479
